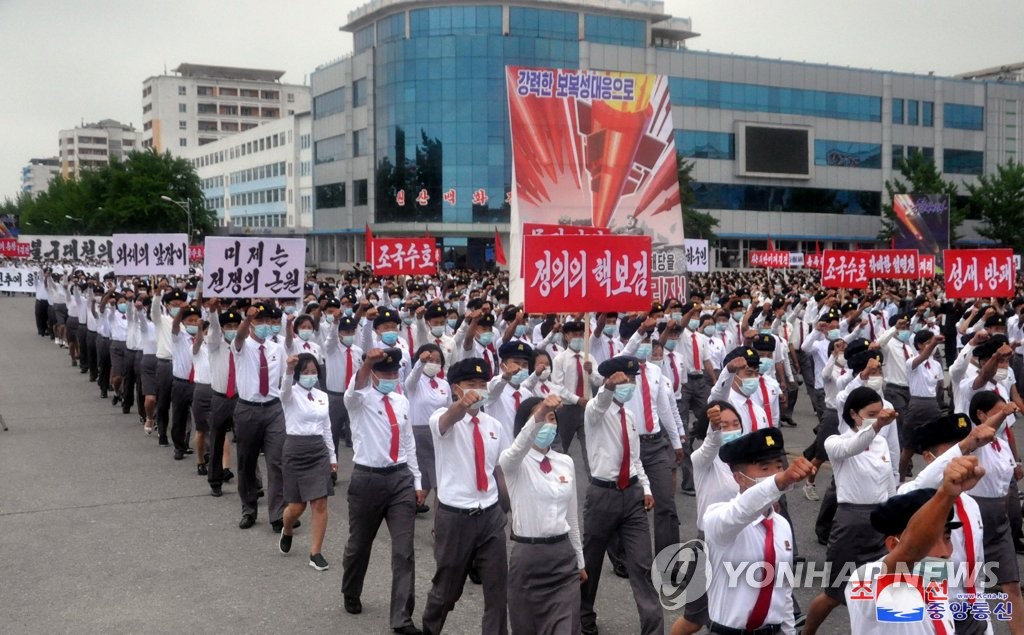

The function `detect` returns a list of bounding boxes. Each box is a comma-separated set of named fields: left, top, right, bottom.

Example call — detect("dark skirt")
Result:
left=508, top=538, right=581, bottom=635
left=141, top=354, right=158, bottom=396
left=903, top=396, right=941, bottom=445
left=413, top=425, right=436, bottom=491
left=975, top=495, right=1019, bottom=585
left=825, top=503, right=887, bottom=602
left=283, top=434, right=334, bottom=503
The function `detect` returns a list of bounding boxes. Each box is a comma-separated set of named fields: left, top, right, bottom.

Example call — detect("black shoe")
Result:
left=184, top=447, right=194, bottom=455
left=210, top=485, right=223, bottom=497
left=416, top=504, right=430, bottom=514
left=158, top=437, right=170, bottom=447
left=271, top=519, right=301, bottom=533
left=111, top=395, right=120, bottom=406
left=309, top=553, right=329, bottom=571
left=817, top=536, right=828, bottom=546
left=197, top=463, right=208, bottom=476
left=612, top=562, right=629, bottom=578
left=239, top=514, right=256, bottom=529
left=680, top=487, right=696, bottom=497
left=330, top=472, right=337, bottom=484
left=392, top=626, right=421, bottom=635
left=468, top=565, right=482, bottom=585
left=344, top=595, right=362, bottom=614
left=121, top=407, right=131, bottom=415
left=100, top=391, right=108, bottom=399
left=173, top=450, right=185, bottom=460
left=80, top=368, right=88, bottom=374
left=279, top=530, right=293, bottom=555
left=256, top=488, right=265, bottom=499
left=344, top=439, right=353, bottom=448
left=781, top=416, right=797, bottom=427
left=222, top=468, right=234, bottom=483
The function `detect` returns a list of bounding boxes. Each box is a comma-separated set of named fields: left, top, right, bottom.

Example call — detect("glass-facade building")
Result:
left=310, top=0, right=1024, bottom=269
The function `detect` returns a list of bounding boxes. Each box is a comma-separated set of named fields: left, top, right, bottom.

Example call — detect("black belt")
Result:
left=173, top=377, right=191, bottom=383
left=639, top=429, right=663, bottom=442
left=511, top=533, right=568, bottom=545
left=708, top=623, right=781, bottom=635
left=438, top=502, right=498, bottom=517
left=157, top=358, right=172, bottom=364
left=353, top=463, right=407, bottom=474
left=211, top=390, right=237, bottom=399
left=326, top=390, right=346, bottom=397
left=237, top=398, right=280, bottom=407
left=590, top=476, right=637, bottom=490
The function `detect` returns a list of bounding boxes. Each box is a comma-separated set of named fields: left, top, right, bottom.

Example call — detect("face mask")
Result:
left=911, top=323, right=923, bottom=333
left=298, top=374, right=318, bottom=389
left=665, top=340, right=678, bottom=352
left=341, top=334, right=355, bottom=346
left=687, top=319, right=700, bottom=331
left=284, top=306, right=297, bottom=315
left=613, top=384, right=636, bottom=403
left=253, top=324, right=272, bottom=340
left=169, top=306, right=181, bottom=318
left=380, top=331, right=399, bottom=346
left=478, top=332, right=495, bottom=346
left=827, top=328, right=841, bottom=341
left=534, top=424, right=558, bottom=449
left=742, top=299, right=751, bottom=308
left=603, top=325, right=616, bottom=337
left=510, top=369, right=529, bottom=386
left=732, top=311, right=744, bottom=322
left=671, top=312, right=683, bottom=322
left=430, top=325, right=446, bottom=337
left=391, top=297, right=402, bottom=308
left=298, top=329, right=314, bottom=341
left=375, top=376, right=398, bottom=394
left=423, top=362, right=441, bottom=377
left=184, top=324, right=199, bottom=336
left=539, top=369, right=551, bottom=381
left=703, top=325, right=716, bottom=337
left=758, top=358, right=774, bottom=375
left=913, top=557, right=950, bottom=584
left=447, top=318, right=458, bottom=329
left=402, top=316, right=414, bottom=326
left=739, top=377, right=759, bottom=396
left=716, top=322, right=728, bottom=332
left=464, top=387, right=490, bottom=408
left=343, top=307, right=354, bottom=317
left=270, top=325, right=281, bottom=335
left=568, top=337, right=584, bottom=352
left=995, top=368, right=1009, bottom=382
left=865, top=376, right=884, bottom=392
left=721, top=430, right=743, bottom=444
left=859, top=417, right=878, bottom=428
left=223, top=329, right=237, bottom=342
left=117, top=303, right=128, bottom=313
left=896, top=330, right=911, bottom=342
left=836, top=354, right=846, bottom=366
left=552, top=333, right=564, bottom=346
left=514, top=324, right=527, bottom=338
left=324, top=313, right=335, bottom=324
left=636, top=343, right=652, bottom=360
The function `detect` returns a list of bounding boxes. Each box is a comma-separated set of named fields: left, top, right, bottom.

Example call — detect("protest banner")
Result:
left=0, top=238, right=17, bottom=258
left=522, top=234, right=651, bottom=313
left=189, top=245, right=205, bottom=262
left=918, top=255, right=936, bottom=279
left=805, top=253, right=823, bottom=270
left=203, top=237, right=305, bottom=298
left=866, top=249, right=919, bottom=279
left=684, top=239, right=710, bottom=273
left=371, top=237, right=438, bottom=276
left=943, top=249, right=1015, bottom=299
left=821, top=250, right=869, bottom=288
left=749, top=251, right=790, bottom=269
left=0, top=267, right=36, bottom=293
left=17, top=235, right=114, bottom=262
left=112, top=234, right=189, bottom=276
left=522, top=223, right=610, bottom=237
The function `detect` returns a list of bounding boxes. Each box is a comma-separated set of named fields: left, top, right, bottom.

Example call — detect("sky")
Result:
left=2, top=0, right=1022, bottom=200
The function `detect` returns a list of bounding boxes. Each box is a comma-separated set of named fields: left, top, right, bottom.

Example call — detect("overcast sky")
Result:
left=2, top=0, right=1022, bottom=200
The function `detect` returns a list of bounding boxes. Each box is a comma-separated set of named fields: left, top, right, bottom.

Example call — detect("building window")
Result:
left=691, top=182, right=881, bottom=215
left=178, top=86, right=187, bottom=96
left=584, top=14, right=646, bottom=47
left=675, top=130, right=735, bottom=160
left=354, top=24, right=375, bottom=52
left=287, top=93, right=295, bottom=103
left=352, top=78, right=368, bottom=108
left=315, top=182, right=346, bottom=208
left=922, top=101, right=934, bottom=127
left=409, top=6, right=502, bottom=37
left=197, top=86, right=214, bottom=96
left=260, top=90, right=280, bottom=100
left=314, top=134, right=345, bottom=164
left=313, top=87, right=346, bottom=119
left=510, top=7, right=577, bottom=40
left=377, top=13, right=405, bottom=43
left=179, top=121, right=187, bottom=130
left=221, top=121, right=238, bottom=132
left=944, top=103, right=984, bottom=131
left=300, top=133, right=311, bottom=149
left=353, top=128, right=367, bottom=157
left=814, top=140, right=882, bottom=169
left=354, top=179, right=369, bottom=206
left=197, top=103, right=217, bottom=114
left=943, top=149, right=984, bottom=175
left=892, top=98, right=904, bottom=124
left=179, top=138, right=187, bottom=147
left=178, top=103, right=187, bottom=113
left=240, top=88, right=259, bottom=98
left=220, top=87, right=238, bottom=97
left=142, top=104, right=152, bottom=114
left=907, top=100, right=919, bottom=126
left=668, top=78, right=882, bottom=122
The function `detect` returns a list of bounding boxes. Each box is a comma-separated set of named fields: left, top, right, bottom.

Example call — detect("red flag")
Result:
left=365, top=223, right=374, bottom=260
left=494, top=227, right=507, bottom=266
left=815, top=241, right=821, bottom=256
left=767, top=234, right=775, bottom=252
left=890, top=236, right=895, bottom=249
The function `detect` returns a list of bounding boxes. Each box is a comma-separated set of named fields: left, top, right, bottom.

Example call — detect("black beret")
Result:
left=562, top=320, right=586, bottom=333
left=736, top=288, right=750, bottom=297
left=448, top=358, right=492, bottom=384
left=870, top=489, right=961, bottom=537
left=337, top=315, right=358, bottom=331
left=724, top=346, right=759, bottom=369
left=649, top=302, right=665, bottom=315
left=254, top=302, right=276, bottom=320
left=840, top=301, right=858, bottom=313
left=844, top=338, right=872, bottom=360
left=912, top=295, right=928, bottom=308
left=372, top=348, right=403, bottom=372
left=888, top=313, right=911, bottom=328
left=324, top=298, right=341, bottom=309
left=618, top=317, right=642, bottom=340
left=912, top=412, right=971, bottom=453
left=818, top=308, right=841, bottom=323
left=752, top=334, right=776, bottom=352
left=848, top=350, right=882, bottom=374
left=913, top=329, right=935, bottom=347
left=466, top=298, right=485, bottom=311
left=772, top=296, right=786, bottom=310
left=597, top=356, right=642, bottom=378
left=163, top=289, right=187, bottom=304
left=373, top=308, right=401, bottom=328
left=342, top=293, right=357, bottom=304
left=975, top=334, right=1009, bottom=361
left=425, top=303, right=447, bottom=320
left=266, top=305, right=283, bottom=320
left=719, top=428, right=785, bottom=467
left=477, top=313, right=496, bottom=328
left=499, top=341, right=533, bottom=361
left=180, top=306, right=202, bottom=320
left=984, top=314, right=1006, bottom=328
left=219, top=310, right=243, bottom=327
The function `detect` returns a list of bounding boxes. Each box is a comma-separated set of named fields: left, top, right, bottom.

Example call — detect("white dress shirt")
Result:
left=583, top=388, right=651, bottom=495
left=191, top=340, right=211, bottom=385
left=429, top=407, right=509, bottom=509
left=498, top=415, right=585, bottom=569
left=322, top=325, right=364, bottom=394
left=235, top=336, right=285, bottom=401
left=343, top=384, right=421, bottom=489
left=878, top=327, right=912, bottom=387
left=908, top=356, right=942, bottom=398
left=661, top=350, right=686, bottom=399
left=485, top=376, right=536, bottom=439
left=692, top=428, right=739, bottom=532
left=709, top=370, right=771, bottom=433
left=109, top=309, right=128, bottom=342
left=835, top=377, right=902, bottom=475
left=404, top=363, right=451, bottom=427
left=153, top=295, right=174, bottom=360
left=825, top=423, right=898, bottom=504
left=171, top=330, right=195, bottom=380
left=207, top=317, right=232, bottom=394
left=288, top=337, right=323, bottom=362
left=281, top=380, right=337, bottom=465
left=551, top=348, right=599, bottom=404
left=623, top=361, right=683, bottom=449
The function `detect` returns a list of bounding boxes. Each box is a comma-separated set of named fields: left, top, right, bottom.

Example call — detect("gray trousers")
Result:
left=207, top=393, right=237, bottom=487
left=422, top=504, right=508, bottom=635
left=342, top=467, right=417, bottom=630
left=556, top=403, right=590, bottom=477
left=170, top=378, right=194, bottom=452
left=679, top=375, right=710, bottom=439
left=608, top=433, right=679, bottom=568
left=413, top=426, right=436, bottom=491
left=233, top=400, right=286, bottom=522
left=884, top=384, right=910, bottom=437
left=327, top=391, right=351, bottom=448
left=508, top=539, right=581, bottom=635
left=155, top=359, right=173, bottom=440
left=796, top=350, right=824, bottom=423
left=580, top=481, right=664, bottom=635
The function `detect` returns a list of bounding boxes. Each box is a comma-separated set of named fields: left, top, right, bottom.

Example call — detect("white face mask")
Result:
left=865, top=376, right=884, bottom=392
left=422, top=362, right=441, bottom=378
left=835, top=354, right=846, bottom=367
left=995, top=368, right=1009, bottom=382
left=539, top=368, right=551, bottom=381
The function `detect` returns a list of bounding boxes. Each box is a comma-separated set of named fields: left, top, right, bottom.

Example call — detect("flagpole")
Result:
left=583, top=313, right=593, bottom=400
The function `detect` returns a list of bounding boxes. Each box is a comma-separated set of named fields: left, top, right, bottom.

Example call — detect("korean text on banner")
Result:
left=749, top=251, right=790, bottom=269
left=821, top=250, right=870, bottom=288
left=112, top=234, right=189, bottom=276
left=18, top=235, right=114, bottom=262
left=943, top=249, right=1015, bottom=299
left=918, top=255, right=936, bottom=278
left=522, top=234, right=651, bottom=313
left=0, top=238, right=16, bottom=258
left=684, top=239, right=709, bottom=273
left=371, top=237, right=438, bottom=276
left=866, top=250, right=919, bottom=280
left=522, top=223, right=610, bottom=237
left=203, top=237, right=305, bottom=298
left=805, top=253, right=823, bottom=270
left=189, top=245, right=205, bottom=262
left=0, top=267, right=36, bottom=293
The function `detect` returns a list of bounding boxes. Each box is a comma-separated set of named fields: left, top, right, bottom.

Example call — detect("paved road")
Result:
left=0, top=295, right=1012, bottom=634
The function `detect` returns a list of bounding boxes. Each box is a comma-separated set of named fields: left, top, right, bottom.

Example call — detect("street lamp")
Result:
left=65, top=215, right=82, bottom=222
left=161, top=195, right=193, bottom=243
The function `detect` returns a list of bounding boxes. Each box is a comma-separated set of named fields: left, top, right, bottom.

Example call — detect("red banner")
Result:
left=522, top=223, right=611, bottom=237
left=749, top=250, right=790, bottom=268
left=805, top=253, right=823, bottom=270
left=866, top=249, right=919, bottom=279
left=918, top=255, right=936, bottom=278
left=13, top=242, right=30, bottom=259
left=821, top=250, right=869, bottom=288
left=371, top=237, right=438, bottom=276
left=943, top=249, right=1015, bottom=299
left=523, top=234, right=651, bottom=313
left=0, top=238, right=16, bottom=258
left=189, top=245, right=205, bottom=262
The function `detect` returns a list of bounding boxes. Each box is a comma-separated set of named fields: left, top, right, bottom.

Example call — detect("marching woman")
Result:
left=499, top=393, right=584, bottom=635
left=278, top=353, right=337, bottom=572
left=803, top=386, right=897, bottom=634
left=404, top=342, right=449, bottom=514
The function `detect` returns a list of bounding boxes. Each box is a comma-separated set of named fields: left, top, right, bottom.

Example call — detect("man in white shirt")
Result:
left=416, top=302, right=455, bottom=372
left=169, top=305, right=202, bottom=461
left=484, top=341, right=535, bottom=439
left=153, top=287, right=188, bottom=447
left=323, top=315, right=362, bottom=453
left=551, top=320, right=597, bottom=474
left=204, top=306, right=242, bottom=497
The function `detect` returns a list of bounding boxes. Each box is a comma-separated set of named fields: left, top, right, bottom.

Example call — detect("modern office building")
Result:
left=182, top=112, right=314, bottom=233
left=58, top=119, right=143, bottom=179
left=20, top=157, right=60, bottom=198
left=141, top=63, right=311, bottom=154
left=309, top=0, right=1024, bottom=270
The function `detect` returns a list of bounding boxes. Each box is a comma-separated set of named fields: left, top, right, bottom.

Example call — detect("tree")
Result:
left=678, top=156, right=718, bottom=239
left=878, top=150, right=965, bottom=245
left=970, top=159, right=1024, bottom=253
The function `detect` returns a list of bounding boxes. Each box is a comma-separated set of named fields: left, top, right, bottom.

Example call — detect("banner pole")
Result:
left=583, top=313, right=593, bottom=400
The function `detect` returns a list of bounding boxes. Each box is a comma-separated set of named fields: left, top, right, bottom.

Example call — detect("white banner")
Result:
left=203, top=237, right=305, bottom=298
left=17, top=235, right=114, bottom=262
left=683, top=239, right=709, bottom=273
left=112, top=234, right=189, bottom=276
left=0, top=267, right=37, bottom=293
left=788, top=252, right=805, bottom=267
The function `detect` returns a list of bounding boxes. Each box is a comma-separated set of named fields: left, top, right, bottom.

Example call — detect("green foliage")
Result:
left=678, top=156, right=718, bottom=240
left=8, top=149, right=215, bottom=241
left=878, top=150, right=965, bottom=245
left=970, top=158, right=1024, bottom=252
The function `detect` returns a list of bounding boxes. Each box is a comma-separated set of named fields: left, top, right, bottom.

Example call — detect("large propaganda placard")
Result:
left=371, top=237, right=438, bottom=276
left=203, top=237, right=305, bottom=298
left=0, top=267, right=37, bottom=293
left=17, top=235, right=114, bottom=262
left=943, top=249, right=1015, bottom=299
left=893, top=194, right=950, bottom=263
left=507, top=66, right=685, bottom=303
left=866, top=250, right=919, bottom=280
left=821, top=250, right=870, bottom=289
left=112, top=234, right=189, bottom=276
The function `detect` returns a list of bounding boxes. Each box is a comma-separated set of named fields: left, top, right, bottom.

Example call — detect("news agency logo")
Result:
left=651, top=539, right=713, bottom=611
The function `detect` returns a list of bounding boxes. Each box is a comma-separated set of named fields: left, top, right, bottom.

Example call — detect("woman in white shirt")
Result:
left=404, top=343, right=450, bottom=513
left=901, top=329, right=944, bottom=479
left=279, top=353, right=337, bottom=572
left=499, top=393, right=585, bottom=635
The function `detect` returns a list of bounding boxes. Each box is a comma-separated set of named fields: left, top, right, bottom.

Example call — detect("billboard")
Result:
left=506, top=66, right=685, bottom=304
left=892, top=194, right=950, bottom=260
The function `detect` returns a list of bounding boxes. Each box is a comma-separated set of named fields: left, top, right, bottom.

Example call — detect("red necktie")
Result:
left=303, top=343, right=310, bottom=350
left=617, top=407, right=631, bottom=489
left=954, top=497, right=978, bottom=603
left=575, top=355, right=585, bottom=399
left=639, top=363, right=654, bottom=432
left=307, top=391, right=314, bottom=402
left=382, top=395, right=399, bottom=462
left=745, top=518, right=776, bottom=631
left=429, top=378, right=438, bottom=389
left=258, top=344, right=269, bottom=396
left=539, top=457, right=552, bottom=473
left=759, top=377, right=773, bottom=427
left=869, top=319, right=876, bottom=340
left=344, top=347, right=353, bottom=386
left=471, top=416, right=488, bottom=491
left=668, top=352, right=680, bottom=392
left=747, top=398, right=759, bottom=431
left=608, top=339, right=614, bottom=358
left=407, top=325, right=414, bottom=353
left=691, top=333, right=701, bottom=372
left=513, top=389, right=521, bottom=413
left=783, top=324, right=789, bottom=342
left=484, top=349, right=494, bottom=375
left=188, top=337, right=195, bottom=383
left=226, top=353, right=236, bottom=399
left=903, top=345, right=910, bottom=360
left=540, top=383, right=549, bottom=394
